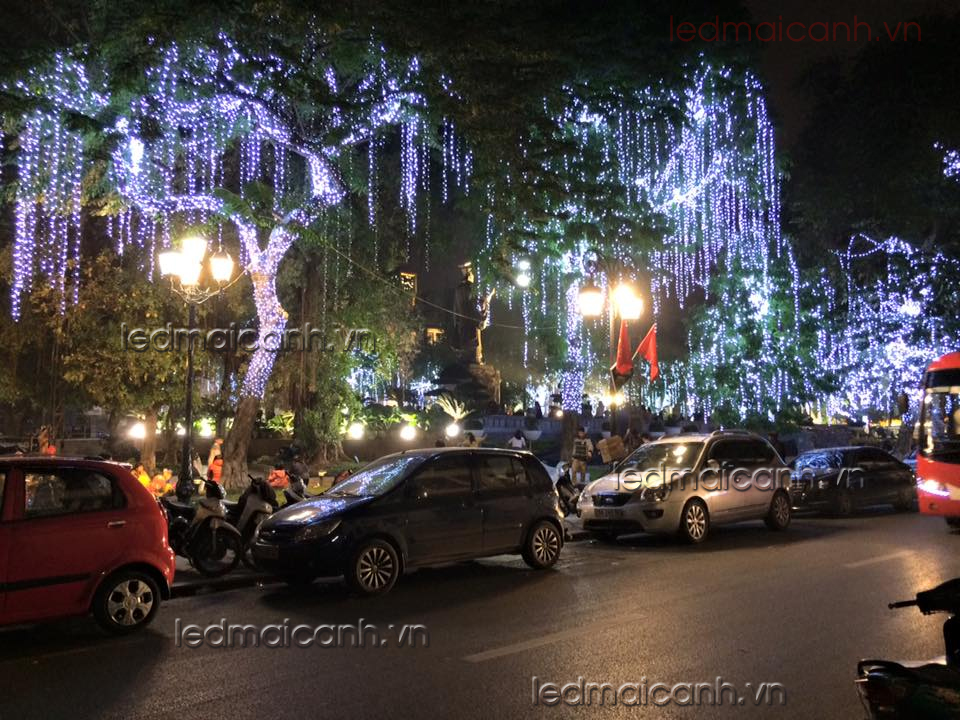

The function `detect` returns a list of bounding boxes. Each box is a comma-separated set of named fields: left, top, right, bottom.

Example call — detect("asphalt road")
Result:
left=1, top=508, right=958, bottom=719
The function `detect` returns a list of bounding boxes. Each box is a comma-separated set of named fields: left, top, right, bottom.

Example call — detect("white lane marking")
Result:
left=844, top=550, right=914, bottom=569
left=462, top=612, right=645, bottom=663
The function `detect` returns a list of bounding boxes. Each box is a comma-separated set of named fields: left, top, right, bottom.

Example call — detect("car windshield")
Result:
left=327, top=456, right=423, bottom=497
left=920, top=369, right=960, bottom=464
left=619, top=442, right=703, bottom=471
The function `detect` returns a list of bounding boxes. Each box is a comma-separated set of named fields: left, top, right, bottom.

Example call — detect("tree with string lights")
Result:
left=4, top=33, right=466, bottom=487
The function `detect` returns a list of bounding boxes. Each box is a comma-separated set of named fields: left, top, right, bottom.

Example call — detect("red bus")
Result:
left=917, top=351, right=960, bottom=528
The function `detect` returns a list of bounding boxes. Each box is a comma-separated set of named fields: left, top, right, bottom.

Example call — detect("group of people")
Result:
left=133, top=463, right=175, bottom=498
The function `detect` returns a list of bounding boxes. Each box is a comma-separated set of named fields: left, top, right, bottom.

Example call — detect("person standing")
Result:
left=571, top=427, right=594, bottom=486
left=207, top=437, right=224, bottom=469
left=507, top=430, right=527, bottom=450
left=207, top=452, right=224, bottom=484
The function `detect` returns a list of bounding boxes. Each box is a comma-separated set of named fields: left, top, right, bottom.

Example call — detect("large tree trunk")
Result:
left=141, top=408, right=159, bottom=474
left=561, top=411, right=579, bottom=462
left=220, top=224, right=294, bottom=491
left=221, top=395, right=259, bottom=491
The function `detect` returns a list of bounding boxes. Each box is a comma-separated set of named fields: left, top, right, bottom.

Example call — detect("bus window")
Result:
left=920, top=369, right=960, bottom=464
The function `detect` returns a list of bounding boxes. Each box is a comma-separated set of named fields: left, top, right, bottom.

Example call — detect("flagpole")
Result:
left=609, top=308, right=618, bottom=436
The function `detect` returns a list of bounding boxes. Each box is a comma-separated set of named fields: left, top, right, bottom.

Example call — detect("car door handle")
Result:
left=107, top=520, right=126, bottom=529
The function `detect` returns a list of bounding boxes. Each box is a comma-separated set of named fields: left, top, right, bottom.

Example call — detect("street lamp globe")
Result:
left=612, top=284, right=642, bottom=319
left=209, top=250, right=235, bottom=284
left=177, top=261, right=203, bottom=287
left=181, top=235, right=208, bottom=262
left=158, top=250, right=182, bottom=277
left=578, top=282, right=604, bottom=317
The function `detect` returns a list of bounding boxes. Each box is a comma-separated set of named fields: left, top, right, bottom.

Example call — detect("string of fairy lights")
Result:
left=7, top=35, right=471, bottom=401
left=5, top=39, right=958, bottom=422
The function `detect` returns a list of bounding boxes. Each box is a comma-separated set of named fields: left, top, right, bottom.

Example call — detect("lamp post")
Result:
left=158, top=236, right=235, bottom=500
left=577, top=255, right=642, bottom=436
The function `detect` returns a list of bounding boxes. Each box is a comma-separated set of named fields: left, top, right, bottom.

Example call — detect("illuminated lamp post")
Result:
left=158, top=235, right=235, bottom=500
left=578, top=253, right=642, bottom=436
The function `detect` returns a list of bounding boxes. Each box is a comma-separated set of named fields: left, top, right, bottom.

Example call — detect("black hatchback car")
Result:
left=789, top=446, right=916, bottom=516
left=251, top=448, right=564, bottom=594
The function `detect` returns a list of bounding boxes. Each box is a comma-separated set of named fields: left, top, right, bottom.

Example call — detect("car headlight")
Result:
left=295, top=519, right=342, bottom=542
left=640, top=484, right=670, bottom=502
left=578, top=491, right=593, bottom=506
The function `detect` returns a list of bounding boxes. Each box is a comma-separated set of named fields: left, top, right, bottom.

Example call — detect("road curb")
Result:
left=171, top=572, right=278, bottom=598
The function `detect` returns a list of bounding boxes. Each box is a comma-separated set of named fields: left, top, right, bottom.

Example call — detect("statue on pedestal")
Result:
left=452, top=262, right=495, bottom=365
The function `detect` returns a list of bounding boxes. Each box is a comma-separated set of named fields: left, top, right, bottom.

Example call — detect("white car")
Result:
left=578, top=431, right=791, bottom=543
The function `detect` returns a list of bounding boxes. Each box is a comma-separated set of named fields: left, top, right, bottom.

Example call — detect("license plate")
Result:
left=594, top=508, right=623, bottom=519
left=256, top=544, right=279, bottom=560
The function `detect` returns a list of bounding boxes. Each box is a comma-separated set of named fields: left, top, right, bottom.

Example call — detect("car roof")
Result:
left=377, top=447, right=535, bottom=461
left=648, top=434, right=711, bottom=443
left=0, top=455, right=131, bottom=469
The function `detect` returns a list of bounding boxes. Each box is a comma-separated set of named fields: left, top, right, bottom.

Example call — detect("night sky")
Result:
left=743, top=0, right=959, bottom=147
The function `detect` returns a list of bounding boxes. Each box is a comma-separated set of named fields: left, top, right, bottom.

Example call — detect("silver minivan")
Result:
left=578, top=430, right=791, bottom=543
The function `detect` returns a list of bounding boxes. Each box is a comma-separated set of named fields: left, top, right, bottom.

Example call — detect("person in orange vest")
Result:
left=207, top=453, right=224, bottom=484
left=267, top=463, right=289, bottom=489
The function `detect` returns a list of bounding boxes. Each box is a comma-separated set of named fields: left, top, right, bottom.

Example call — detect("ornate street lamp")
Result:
left=577, top=253, right=643, bottom=435
left=159, top=235, right=235, bottom=500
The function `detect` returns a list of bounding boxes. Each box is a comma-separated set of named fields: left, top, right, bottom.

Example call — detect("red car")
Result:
left=0, top=457, right=175, bottom=633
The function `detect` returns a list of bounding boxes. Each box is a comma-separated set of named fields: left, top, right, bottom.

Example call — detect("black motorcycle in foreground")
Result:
left=555, top=462, right=581, bottom=517
left=162, top=479, right=243, bottom=577
left=857, top=577, right=960, bottom=719
left=225, top=475, right=279, bottom=569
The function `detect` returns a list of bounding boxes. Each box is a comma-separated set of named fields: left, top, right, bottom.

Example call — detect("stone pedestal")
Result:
left=468, top=363, right=501, bottom=405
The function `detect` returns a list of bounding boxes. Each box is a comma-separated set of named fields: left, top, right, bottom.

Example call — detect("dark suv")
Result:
left=790, top=446, right=916, bottom=515
left=252, top=448, right=564, bottom=594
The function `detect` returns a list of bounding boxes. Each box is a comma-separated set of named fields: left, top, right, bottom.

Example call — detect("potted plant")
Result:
left=523, top=414, right=542, bottom=443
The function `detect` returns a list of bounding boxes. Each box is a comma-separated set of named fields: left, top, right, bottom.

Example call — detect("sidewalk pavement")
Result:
left=171, top=516, right=591, bottom=596
left=172, top=557, right=275, bottom=597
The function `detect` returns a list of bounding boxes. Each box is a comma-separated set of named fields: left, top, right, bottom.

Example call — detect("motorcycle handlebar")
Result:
left=889, top=600, right=920, bottom=609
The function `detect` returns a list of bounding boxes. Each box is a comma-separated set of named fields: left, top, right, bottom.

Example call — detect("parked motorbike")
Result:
left=555, top=461, right=581, bottom=516
left=857, top=577, right=960, bottom=719
left=225, top=475, right=278, bottom=569
left=161, top=479, right=242, bottom=577
left=282, top=473, right=314, bottom=506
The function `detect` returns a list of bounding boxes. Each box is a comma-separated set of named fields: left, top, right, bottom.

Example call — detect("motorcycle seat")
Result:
left=163, top=498, right=195, bottom=513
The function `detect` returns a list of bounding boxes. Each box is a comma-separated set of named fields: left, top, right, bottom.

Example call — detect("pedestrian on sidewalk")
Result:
left=571, top=426, right=594, bottom=486
left=507, top=430, right=527, bottom=450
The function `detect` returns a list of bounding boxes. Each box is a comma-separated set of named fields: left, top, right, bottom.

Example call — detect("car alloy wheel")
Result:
left=533, top=525, right=561, bottom=564
left=522, top=521, right=563, bottom=569
left=682, top=501, right=708, bottom=543
left=349, top=539, right=401, bottom=595
left=766, top=492, right=791, bottom=530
